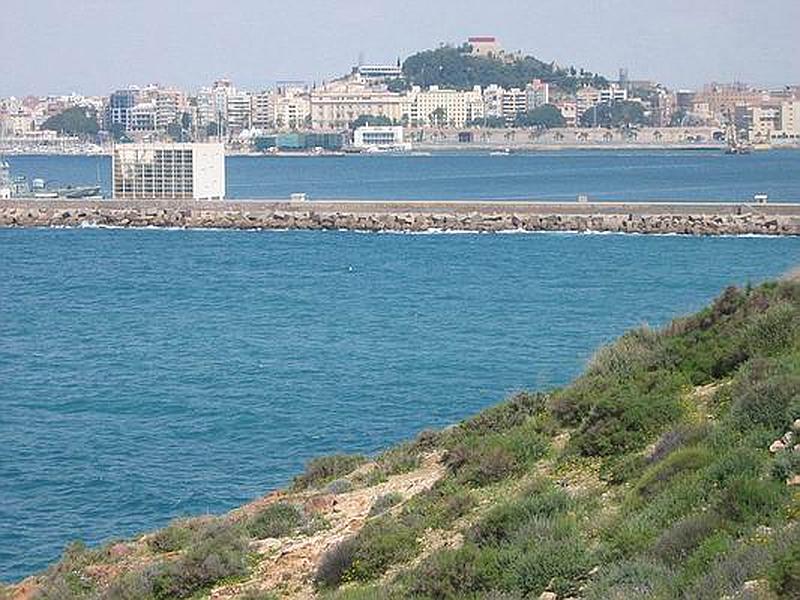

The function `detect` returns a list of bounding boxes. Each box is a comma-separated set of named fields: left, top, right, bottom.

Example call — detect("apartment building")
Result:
left=310, top=81, right=409, bottom=129
left=409, top=85, right=484, bottom=127
left=112, top=142, right=225, bottom=200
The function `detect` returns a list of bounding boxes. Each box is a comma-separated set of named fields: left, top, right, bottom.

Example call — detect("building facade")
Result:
left=112, top=143, right=225, bottom=200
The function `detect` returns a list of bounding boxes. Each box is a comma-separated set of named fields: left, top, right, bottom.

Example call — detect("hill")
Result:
left=400, top=44, right=608, bottom=93
left=6, top=276, right=800, bottom=599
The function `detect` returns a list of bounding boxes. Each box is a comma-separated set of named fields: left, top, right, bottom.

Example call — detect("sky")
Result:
left=2, top=0, right=799, bottom=96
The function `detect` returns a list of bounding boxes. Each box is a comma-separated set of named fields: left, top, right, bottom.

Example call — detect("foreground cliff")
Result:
left=5, top=276, right=800, bottom=600
left=1, top=198, right=800, bottom=235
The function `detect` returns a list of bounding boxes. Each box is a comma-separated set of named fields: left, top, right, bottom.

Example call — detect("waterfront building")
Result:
left=112, top=142, right=225, bottom=200
left=107, top=88, right=138, bottom=131
left=409, top=85, right=484, bottom=127
left=310, top=81, right=409, bottom=129
left=226, top=92, right=253, bottom=132
left=353, top=125, right=405, bottom=149
left=525, top=80, right=550, bottom=110
left=576, top=84, right=629, bottom=120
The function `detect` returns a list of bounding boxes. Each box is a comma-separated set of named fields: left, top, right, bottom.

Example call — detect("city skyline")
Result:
left=2, top=0, right=799, bottom=97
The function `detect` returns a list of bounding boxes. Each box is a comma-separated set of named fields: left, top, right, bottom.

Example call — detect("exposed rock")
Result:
left=788, top=475, right=800, bottom=486
left=770, top=439, right=787, bottom=453
left=538, top=593, right=558, bottom=600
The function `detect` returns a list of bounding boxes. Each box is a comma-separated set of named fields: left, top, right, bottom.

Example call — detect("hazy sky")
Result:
left=3, top=0, right=799, bottom=96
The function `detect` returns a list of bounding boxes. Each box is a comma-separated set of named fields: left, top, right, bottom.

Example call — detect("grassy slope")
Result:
left=10, top=278, right=800, bottom=600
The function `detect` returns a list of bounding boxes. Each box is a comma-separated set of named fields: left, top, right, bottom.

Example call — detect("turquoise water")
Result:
left=1, top=226, right=798, bottom=582
left=6, top=149, right=800, bottom=201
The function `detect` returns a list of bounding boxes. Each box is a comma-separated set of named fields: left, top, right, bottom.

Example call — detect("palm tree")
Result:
left=577, top=131, right=589, bottom=142
left=603, top=130, right=613, bottom=142
left=653, top=130, right=663, bottom=143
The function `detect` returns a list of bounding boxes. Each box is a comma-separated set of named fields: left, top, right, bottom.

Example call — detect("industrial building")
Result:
left=112, top=143, right=225, bottom=200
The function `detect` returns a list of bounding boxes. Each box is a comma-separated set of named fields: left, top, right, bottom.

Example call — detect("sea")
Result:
left=1, top=150, right=799, bottom=582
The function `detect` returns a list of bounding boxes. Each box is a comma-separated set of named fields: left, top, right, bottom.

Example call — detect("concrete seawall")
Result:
left=1, top=199, right=799, bottom=235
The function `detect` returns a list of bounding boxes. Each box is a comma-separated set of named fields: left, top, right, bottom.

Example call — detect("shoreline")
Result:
left=1, top=198, right=799, bottom=236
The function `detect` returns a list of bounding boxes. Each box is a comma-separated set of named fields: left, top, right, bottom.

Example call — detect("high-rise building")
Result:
left=112, top=143, right=225, bottom=200
left=107, top=88, right=138, bottom=130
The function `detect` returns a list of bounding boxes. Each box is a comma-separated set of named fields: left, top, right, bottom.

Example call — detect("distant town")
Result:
left=1, top=36, right=799, bottom=156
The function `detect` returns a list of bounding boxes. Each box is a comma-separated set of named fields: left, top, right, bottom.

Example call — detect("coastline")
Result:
left=1, top=198, right=799, bottom=236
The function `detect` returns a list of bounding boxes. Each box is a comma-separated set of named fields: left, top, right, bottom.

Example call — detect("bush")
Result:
left=650, top=511, right=722, bottom=564
left=470, top=486, right=570, bottom=547
left=586, top=326, right=668, bottom=381
left=315, top=537, right=359, bottom=589
left=247, top=502, right=303, bottom=539
left=508, top=516, right=590, bottom=596
left=326, top=479, right=354, bottom=494
left=148, top=517, right=212, bottom=553
left=101, top=564, right=162, bottom=600
left=459, top=392, right=545, bottom=436
left=294, top=454, right=367, bottom=490
left=405, top=543, right=491, bottom=598
left=716, top=477, right=786, bottom=524
left=730, top=359, right=800, bottom=433
left=369, top=493, right=403, bottom=517
left=768, top=535, right=800, bottom=598
left=635, top=447, right=712, bottom=499
left=647, top=422, right=711, bottom=464
left=771, top=450, right=800, bottom=481
left=742, top=302, right=799, bottom=357
left=315, top=518, right=419, bottom=588
left=153, top=521, right=250, bottom=599
left=376, top=444, right=421, bottom=476
left=572, top=371, right=686, bottom=457
left=583, top=559, right=676, bottom=600
left=401, top=480, right=475, bottom=530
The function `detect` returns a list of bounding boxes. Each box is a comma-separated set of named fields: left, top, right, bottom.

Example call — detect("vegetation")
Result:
left=578, top=100, right=648, bottom=128
left=18, top=276, right=800, bottom=599
left=41, top=107, right=100, bottom=137
left=350, top=115, right=394, bottom=129
left=513, top=104, right=566, bottom=129
left=402, top=45, right=607, bottom=93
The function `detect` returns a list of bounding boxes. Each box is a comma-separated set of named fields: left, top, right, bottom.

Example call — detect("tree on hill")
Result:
left=514, top=104, right=565, bottom=129
left=401, top=45, right=607, bottom=93
left=579, top=100, right=647, bottom=128
left=351, top=115, right=394, bottom=129
left=41, top=107, right=100, bottom=137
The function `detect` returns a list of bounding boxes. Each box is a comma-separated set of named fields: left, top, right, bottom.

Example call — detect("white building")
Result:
left=311, top=81, right=409, bottom=129
left=409, top=85, right=484, bottom=127
left=353, top=125, right=405, bottom=149
left=112, top=143, right=225, bottom=200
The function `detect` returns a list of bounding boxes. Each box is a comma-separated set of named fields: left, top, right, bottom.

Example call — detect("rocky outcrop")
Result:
left=1, top=200, right=799, bottom=236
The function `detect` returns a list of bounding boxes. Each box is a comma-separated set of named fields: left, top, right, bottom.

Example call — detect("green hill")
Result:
left=400, top=44, right=608, bottom=93
left=9, top=276, right=800, bottom=599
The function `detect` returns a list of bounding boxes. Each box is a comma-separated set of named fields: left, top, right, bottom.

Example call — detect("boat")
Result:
left=0, top=158, right=104, bottom=199
left=489, top=148, right=512, bottom=156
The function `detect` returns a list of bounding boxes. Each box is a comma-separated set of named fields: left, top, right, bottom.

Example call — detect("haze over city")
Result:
left=3, top=0, right=799, bottom=96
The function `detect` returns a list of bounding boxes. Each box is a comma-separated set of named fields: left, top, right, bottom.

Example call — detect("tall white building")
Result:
left=409, top=85, right=484, bottom=127
left=113, top=143, right=225, bottom=200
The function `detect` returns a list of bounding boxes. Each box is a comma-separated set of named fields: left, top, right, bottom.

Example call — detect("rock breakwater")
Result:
left=1, top=199, right=799, bottom=235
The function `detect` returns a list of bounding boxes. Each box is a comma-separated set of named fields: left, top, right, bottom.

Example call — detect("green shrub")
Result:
left=635, top=447, right=712, bottom=499
left=148, top=517, right=212, bottom=553
left=704, top=446, right=764, bottom=488
left=315, top=537, right=359, bottom=589
left=583, top=559, right=676, bottom=600
left=368, top=493, right=403, bottom=517
left=771, top=450, right=800, bottom=481
left=730, top=358, right=800, bottom=433
left=401, top=480, right=475, bottom=530
left=315, top=517, right=419, bottom=588
left=572, top=371, right=686, bottom=457
left=405, top=543, right=491, bottom=598
left=376, top=444, right=421, bottom=476
left=294, top=454, right=367, bottom=490
left=647, top=422, right=711, bottom=465
left=650, top=511, right=722, bottom=565
left=458, top=392, right=545, bottom=436
left=586, top=326, right=669, bottom=381
left=716, top=477, right=786, bottom=524
left=469, top=486, right=570, bottom=547
left=742, top=302, right=800, bottom=357
left=153, top=521, right=250, bottom=599
left=768, top=534, right=800, bottom=598
left=101, top=564, right=161, bottom=600
left=247, top=502, right=304, bottom=539
left=508, top=516, right=590, bottom=596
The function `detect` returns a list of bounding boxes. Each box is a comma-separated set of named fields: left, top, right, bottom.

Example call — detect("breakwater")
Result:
left=1, top=199, right=799, bottom=235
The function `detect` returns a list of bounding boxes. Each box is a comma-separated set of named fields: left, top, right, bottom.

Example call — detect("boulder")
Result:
left=770, top=439, right=786, bottom=453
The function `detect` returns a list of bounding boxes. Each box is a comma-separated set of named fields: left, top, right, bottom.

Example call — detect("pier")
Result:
left=1, top=198, right=799, bottom=235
